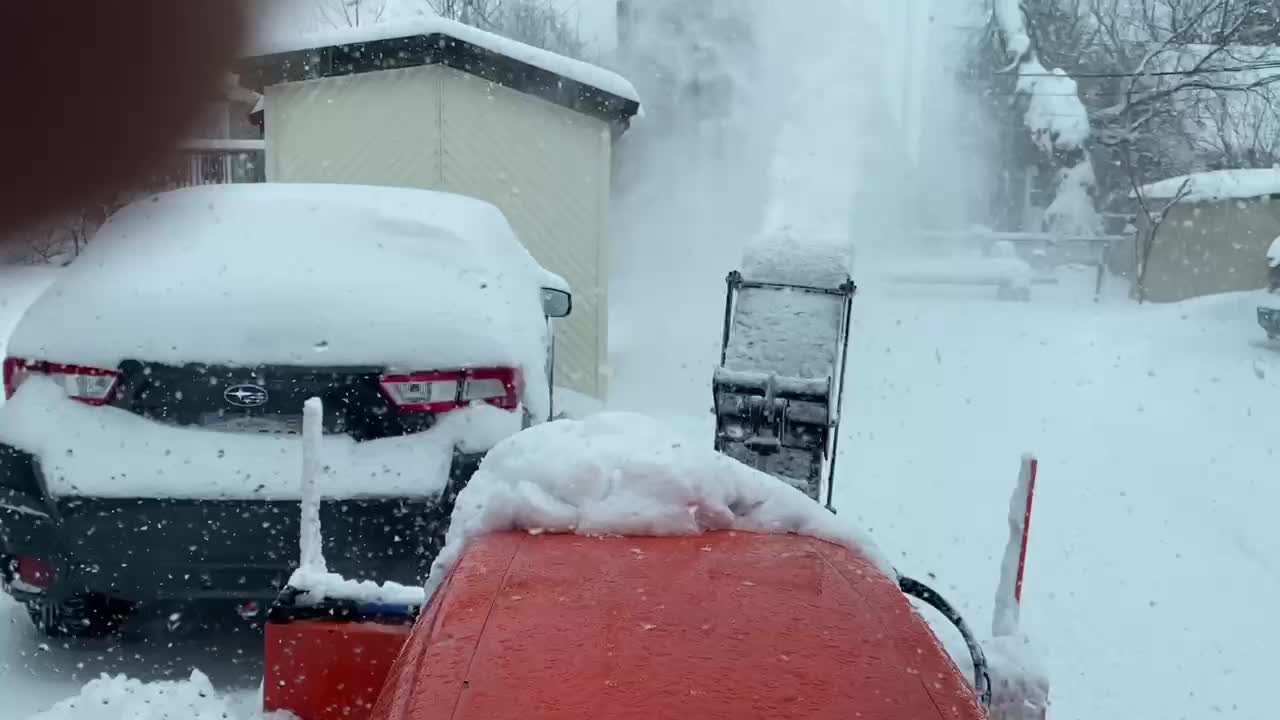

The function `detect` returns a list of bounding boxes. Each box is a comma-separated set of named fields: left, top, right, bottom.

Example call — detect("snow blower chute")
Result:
left=712, top=232, right=855, bottom=508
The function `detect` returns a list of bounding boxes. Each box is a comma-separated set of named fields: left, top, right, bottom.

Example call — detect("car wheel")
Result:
left=24, top=593, right=132, bottom=639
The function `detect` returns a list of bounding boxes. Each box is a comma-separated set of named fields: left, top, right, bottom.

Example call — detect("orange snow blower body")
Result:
left=264, top=530, right=987, bottom=720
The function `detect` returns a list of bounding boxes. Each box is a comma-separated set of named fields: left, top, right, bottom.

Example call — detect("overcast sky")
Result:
left=552, top=0, right=616, bottom=53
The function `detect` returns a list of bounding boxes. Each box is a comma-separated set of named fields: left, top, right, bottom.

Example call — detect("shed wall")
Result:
left=264, top=65, right=611, bottom=399
left=1143, top=198, right=1280, bottom=302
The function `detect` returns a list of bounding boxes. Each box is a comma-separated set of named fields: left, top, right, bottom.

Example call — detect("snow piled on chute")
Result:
left=424, top=412, right=893, bottom=599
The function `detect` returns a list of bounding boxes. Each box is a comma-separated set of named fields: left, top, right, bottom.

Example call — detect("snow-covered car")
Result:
left=0, top=183, right=570, bottom=637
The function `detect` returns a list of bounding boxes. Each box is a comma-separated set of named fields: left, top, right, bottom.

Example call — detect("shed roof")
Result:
left=1140, top=168, right=1280, bottom=203
left=236, top=18, right=641, bottom=130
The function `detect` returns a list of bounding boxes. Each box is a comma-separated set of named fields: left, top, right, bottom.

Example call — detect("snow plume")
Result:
left=608, top=1, right=919, bottom=415
left=424, top=412, right=892, bottom=599
left=607, top=0, right=786, bottom=416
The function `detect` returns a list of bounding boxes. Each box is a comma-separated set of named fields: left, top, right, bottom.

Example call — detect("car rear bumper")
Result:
left=0, top=446, right=484, bottom=606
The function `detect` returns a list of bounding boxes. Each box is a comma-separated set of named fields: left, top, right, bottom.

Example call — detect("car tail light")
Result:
left=4, top=357, right=120, bottom=405
left=13, top=555, right=56, bottom=592
left=379, top=367, right=521, bottom=413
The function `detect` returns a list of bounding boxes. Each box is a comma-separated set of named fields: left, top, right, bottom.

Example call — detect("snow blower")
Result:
left=260, top=415, right=1049, bottom=720
left=711, top=256, right=855, bottom=509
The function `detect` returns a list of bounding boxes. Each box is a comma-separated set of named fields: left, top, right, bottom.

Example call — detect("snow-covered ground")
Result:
left=4, top=263, right=1279, bottom=719
left=844, top=283, right=1280, bottom=720
left=615, top=268, right=1280, bottom=720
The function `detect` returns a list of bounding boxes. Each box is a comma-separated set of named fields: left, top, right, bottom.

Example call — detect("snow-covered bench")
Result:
left=879, top=256, right=1035, bottom=301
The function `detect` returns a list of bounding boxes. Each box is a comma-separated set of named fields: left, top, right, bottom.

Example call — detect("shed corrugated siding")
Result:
left=438, top=69, right=610, bottom=399
left=265, top=67, right=443, bottom=187
left=263, top=65, right=610, bottom=399
left=1145, top=200, right=1279, bottom=301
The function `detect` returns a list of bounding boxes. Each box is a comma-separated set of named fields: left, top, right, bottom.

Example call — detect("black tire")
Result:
left=24, top=593, right=132, bottom=639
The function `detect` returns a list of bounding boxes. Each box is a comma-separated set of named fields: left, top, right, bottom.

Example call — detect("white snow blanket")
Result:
left=1017, top=61, right=1089, bottom=155
left=245, top=16, right=640, bottom=105
left=424, top=412, right=892, bottom=599
left=24, top=671, right=276, bottom=720
left=1141, top=168, right=1280, bottom=203
left=0, top=266, right=60, bottom=381
left=941, top=633, right=1050, bottom=720
left=288, top=567, right=427, bottom=607
left=8, top=184, right=560, bottom=419
left=741, top=227, right=853, bottom=289
left=0, top=377, right=519, bottom=500
left=986, top=635, right=1052, bottom=720
left=1268, top=236, right=1280, bottom=269
left=722, top=286, right=846, bottom=379
left=722, top=229, right=852, bottom=379
left=876, top=255, right=1034, bottom=289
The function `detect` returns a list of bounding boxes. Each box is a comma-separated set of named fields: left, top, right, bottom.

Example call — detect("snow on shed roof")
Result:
left=237, top=17, right=641, bottom=127
left=1140, top=168, right=1280, bottom=203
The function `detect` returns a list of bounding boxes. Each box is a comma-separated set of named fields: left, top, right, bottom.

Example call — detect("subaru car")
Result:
left=0, top=183, right=570, bottom=637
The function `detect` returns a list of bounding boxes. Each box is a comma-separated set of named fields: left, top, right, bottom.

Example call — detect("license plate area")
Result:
left=200, top=412, right=303, bottom=435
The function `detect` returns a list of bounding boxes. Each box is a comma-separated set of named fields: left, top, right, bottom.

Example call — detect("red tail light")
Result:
left=379, top=367, right=521, bottom=413
left=13, top=555, right=56, bottom=592
left=3, top=357, right=121, bottom=405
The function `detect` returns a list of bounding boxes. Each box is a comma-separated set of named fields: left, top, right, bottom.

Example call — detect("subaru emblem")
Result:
left=224, top=383, right=269, bottom=408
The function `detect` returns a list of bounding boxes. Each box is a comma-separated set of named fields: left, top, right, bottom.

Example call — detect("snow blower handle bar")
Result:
left=898, top=575, right=993, bottom=710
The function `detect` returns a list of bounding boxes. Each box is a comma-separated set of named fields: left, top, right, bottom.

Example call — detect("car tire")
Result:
left=24, top=593, right=132, bottom=639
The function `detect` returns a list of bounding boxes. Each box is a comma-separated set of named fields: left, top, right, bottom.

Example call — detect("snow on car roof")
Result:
left=422, top=412, right=893, bottom=601
left=244, top=16, right=640, bottom=106
left=8, top=184, right=558, bottom=416
left=1140, top=168, right=1280, bottom=203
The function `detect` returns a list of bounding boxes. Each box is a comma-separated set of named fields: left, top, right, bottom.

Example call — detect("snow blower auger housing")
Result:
left=713, top=268, right=855, bottom=507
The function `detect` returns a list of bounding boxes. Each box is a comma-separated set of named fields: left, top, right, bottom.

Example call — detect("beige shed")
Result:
left=1136, top=169, right=1280, bottom=302
left=236, top=19, right=641, bottom=401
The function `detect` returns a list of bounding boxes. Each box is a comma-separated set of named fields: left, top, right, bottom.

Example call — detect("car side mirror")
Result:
left=541, top=288, right=572, bottom=318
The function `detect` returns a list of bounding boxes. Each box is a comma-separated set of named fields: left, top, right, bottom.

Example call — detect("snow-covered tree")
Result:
left=992, top=0, right=1104, bottom=237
